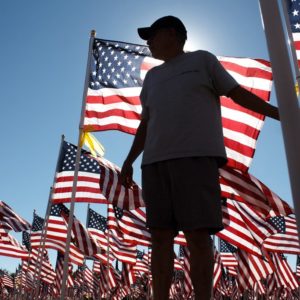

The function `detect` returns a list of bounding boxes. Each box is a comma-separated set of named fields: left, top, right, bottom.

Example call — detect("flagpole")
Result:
left=60, top=29, right=96, bottom=300
left=32, top=135, right=66, bottom=298
left=258, top=0, right=300, bottom=238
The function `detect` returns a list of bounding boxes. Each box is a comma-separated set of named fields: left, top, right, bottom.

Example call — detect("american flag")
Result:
left=52, top=141, right=107, bottom=204
left=0, top=200, right=31, bottom=232
left=285, top=0, right=300, bottom=66
left=219, top=239, right=238, bottom=276
left=213, top=248, right=223, bottom=289
left=107, top=204, right=151, bottom=247
left=263, top=216, right=300, bottom=254
left=179, top=246, right=193, bottom=298
left=0, top=222, right=28, bottom=259
left=22, top=249, right=56, bottom=285
left=30, top=208, right=84, bottom=265
left=87, top=207, right=137, bottom=264
left=235, top=249, right=273, bottom=293
left=271, top=253, right=299, bottom=290
left=84, top=38, right=273, bottom=172
left=219, top=167, right=293, bottom=217
left=67, top=214, right=98, bottom=258
left=54, top=251, right=74, bottom=297
left=296, top=255, right=300, bottom=277
left=132, top=250, right=150, bottom=274
left=0, top=271, right=14, bottom=289
left=217, top=199, right=266, bottom=258
left=95, top=155, right=144, bottom=210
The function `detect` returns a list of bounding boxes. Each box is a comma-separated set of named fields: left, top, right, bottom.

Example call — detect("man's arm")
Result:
left=120, top=118, right=148, bottom=187
left=228, top=85, right=280, bottom=120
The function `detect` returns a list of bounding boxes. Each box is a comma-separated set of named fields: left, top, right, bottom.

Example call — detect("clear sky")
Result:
left=0, top=0, right=294, bottom=272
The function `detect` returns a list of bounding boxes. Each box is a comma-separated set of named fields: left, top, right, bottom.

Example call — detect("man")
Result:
left=120, top=16, right=279, bottom=300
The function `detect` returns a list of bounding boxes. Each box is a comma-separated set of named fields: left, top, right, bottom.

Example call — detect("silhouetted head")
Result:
left=137, top=16, right=187, bottom=61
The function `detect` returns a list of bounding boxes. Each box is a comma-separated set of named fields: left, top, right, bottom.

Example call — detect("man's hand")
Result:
left=120, top=160, right=134, bottom=188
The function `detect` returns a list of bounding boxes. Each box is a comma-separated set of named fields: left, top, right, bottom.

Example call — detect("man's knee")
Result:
left=184, top=229, right=212, bottom=249
left=150, top=228, right=175, bottom=246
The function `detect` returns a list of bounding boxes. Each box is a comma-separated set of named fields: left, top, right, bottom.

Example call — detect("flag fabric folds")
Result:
left=0, top=200, right=31, bottom=232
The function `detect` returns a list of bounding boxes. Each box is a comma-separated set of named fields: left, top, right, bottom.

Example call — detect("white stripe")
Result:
left=218, top=56, right=272, bottom=72
left=221, top=104, right=264, bottom=129
left=223, top=127, right=257, bottom=149
left=228, top=70, right=272, bottom=91
left=87, top=87, right=141, bottom=97
left=55, top=170, right=100, bottom=179
left=86, top=102, right=142, bottom=113
left=225, top=147, right=252, bottom=166
left=84, top=115, right=140, bottom=128
left=52, top=192, right=105, bottom=200
left=54, top=180, right=100, bottom=189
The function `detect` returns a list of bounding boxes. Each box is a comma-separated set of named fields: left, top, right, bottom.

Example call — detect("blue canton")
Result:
left=286, top=0, right=300, bottom=32
left=90, top=39, right=151, bottom=90
left=58, top=141, right=100, bottom=174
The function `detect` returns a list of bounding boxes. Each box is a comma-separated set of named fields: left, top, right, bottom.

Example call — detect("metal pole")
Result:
left=60, top=29, right=96, bottom=300
left=259, top=0, right=300, bottom=238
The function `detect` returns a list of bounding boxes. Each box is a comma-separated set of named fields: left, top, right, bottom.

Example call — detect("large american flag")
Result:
left=84, top=38, right=273, bottom=172
left=286, top=0, right=300, bottom=66
left=52, top=141, right=107, bottom=204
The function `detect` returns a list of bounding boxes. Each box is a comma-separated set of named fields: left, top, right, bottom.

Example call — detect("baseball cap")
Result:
left=137, top=16, right=187, bottom=40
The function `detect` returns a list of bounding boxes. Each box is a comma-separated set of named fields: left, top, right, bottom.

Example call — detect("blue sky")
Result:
left=0, top=1, right=293, bottom=272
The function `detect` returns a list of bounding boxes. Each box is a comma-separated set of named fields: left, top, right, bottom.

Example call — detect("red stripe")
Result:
left=86, top=94, right=141, bottom=105
left=85, top=108, right=140, bottom=120
left=219, top=60, right=272, bottom=80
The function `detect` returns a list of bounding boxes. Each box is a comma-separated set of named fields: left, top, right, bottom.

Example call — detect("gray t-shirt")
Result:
left=140, top=50, right=238, bottom=167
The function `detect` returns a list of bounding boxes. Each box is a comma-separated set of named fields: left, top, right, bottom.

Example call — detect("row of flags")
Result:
left=2, top=1, right=300, bottom=297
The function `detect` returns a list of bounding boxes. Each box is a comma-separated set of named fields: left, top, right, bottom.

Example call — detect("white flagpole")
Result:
left=60, top=29, right=96, bottom=300
left=258, top=0, right=300, bottom=238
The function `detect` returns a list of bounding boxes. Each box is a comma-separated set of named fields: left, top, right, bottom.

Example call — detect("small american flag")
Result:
left=264, top=216, right=300, bottom=254
left=87, top=207, right=137, bottom=264
left=52, top=141, right=107, bottom=204
left=296, top=255, right=300, bottom=277
left=30, top=208, right=84, bottom=266
left=0, top=200, right=31, bottom=232
left=219, top=239, right=238, bottom=275
left=95, top=155, right=144, bottom=210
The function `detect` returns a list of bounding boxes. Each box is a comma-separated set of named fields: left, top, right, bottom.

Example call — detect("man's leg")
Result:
left=184, top=229, right=214, bottom=300
left=150, top=228, right=175, bottom=300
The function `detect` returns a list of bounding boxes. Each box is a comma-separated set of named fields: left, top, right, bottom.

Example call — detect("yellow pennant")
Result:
left=80, top=132, right=105, bottom=157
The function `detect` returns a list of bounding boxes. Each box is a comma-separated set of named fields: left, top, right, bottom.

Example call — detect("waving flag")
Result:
left=95, top=155, right=144, bottom=210
left=0, top=200, right=31, bottom=232
left=52, top=141, right=107, bottom=204
left=84, top=38, right=272, bottom=172
left=30, top=208, right=84, bottom=265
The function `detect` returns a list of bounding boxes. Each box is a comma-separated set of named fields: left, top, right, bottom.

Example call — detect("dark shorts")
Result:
left=142, top=157, right=224, bottom=235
